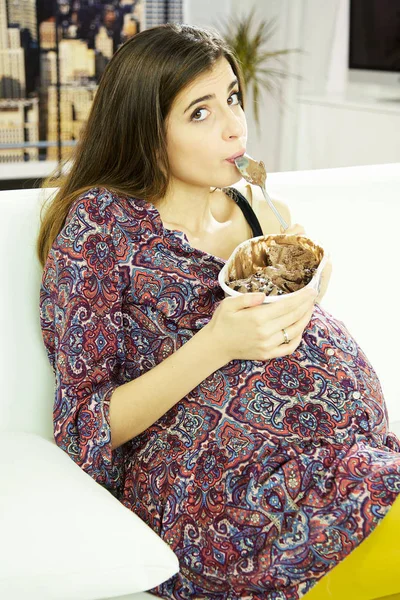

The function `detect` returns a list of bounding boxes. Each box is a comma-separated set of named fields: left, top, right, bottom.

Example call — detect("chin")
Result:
left=230, top=171, right=245, bottom=184
left=210, top=171, right=243, bottom=190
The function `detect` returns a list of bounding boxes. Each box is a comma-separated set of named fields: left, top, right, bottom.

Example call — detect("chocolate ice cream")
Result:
left=245, top=159, right=266, bottom=187
left=225, top=236, right=320, bottom=297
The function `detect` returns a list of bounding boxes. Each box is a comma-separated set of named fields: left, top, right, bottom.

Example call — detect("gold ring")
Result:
left=282, top=328, right=290, bottom=344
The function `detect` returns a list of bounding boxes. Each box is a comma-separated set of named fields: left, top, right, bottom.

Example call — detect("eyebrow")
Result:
left=183, top=78, right=239, bottom=114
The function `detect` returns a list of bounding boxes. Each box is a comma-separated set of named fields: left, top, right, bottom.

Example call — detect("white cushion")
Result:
left=0, top=432, right=179, bottom=600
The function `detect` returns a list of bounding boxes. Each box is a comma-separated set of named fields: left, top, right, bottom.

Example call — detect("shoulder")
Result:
left=256, top=191, right=292, bottom=234
left=64, top=186, right=157, bottom=237
left=230, top=180, right=292, bottom=234
left=67, top=186, right=131, bottom=223
left=54, top=186, right=138, bottom=265
left=68, top=186, right=118, bottom=221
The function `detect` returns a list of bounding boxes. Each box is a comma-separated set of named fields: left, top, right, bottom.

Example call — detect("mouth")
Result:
left=225, top=150, right=246, bottom=163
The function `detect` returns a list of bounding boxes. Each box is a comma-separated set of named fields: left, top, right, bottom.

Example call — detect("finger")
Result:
left=270, top=304, right=314, bottom=346
left=251, top=287, right=316, bottom=320
left=267, top=332, right=303, bottom=358
left=270, top=300, right=312, bottom=334
left=286, top=305, right=315, bottom=339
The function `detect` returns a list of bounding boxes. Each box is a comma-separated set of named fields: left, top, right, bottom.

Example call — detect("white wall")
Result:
left=298, top=0, right=341, bottom=96
left=183, top=0, right=231, bottom=27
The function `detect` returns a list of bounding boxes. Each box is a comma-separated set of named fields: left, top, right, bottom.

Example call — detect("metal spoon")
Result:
left=234, top=153, right=289, bottom=231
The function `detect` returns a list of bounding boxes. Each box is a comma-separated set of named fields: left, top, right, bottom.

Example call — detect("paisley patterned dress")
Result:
left=39, top=186, right=400, bottom=600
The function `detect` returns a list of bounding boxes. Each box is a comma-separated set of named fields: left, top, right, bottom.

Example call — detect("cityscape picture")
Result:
left=0, top=0, right=183, bottom=167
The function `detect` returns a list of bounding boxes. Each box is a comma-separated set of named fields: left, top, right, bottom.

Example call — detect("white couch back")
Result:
left=1, top=188, right=56, bottom=439
left=1, top=164, right=399, bottom=440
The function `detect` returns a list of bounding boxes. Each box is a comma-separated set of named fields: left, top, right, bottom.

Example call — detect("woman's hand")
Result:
left=207, top=286, right=317, bottom=362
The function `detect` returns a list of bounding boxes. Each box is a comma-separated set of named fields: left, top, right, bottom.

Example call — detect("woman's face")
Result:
left=164, top=56, right=248, bottom=190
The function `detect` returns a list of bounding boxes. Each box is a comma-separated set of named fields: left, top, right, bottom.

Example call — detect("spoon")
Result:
left=234, top=153, right=289, bottom=231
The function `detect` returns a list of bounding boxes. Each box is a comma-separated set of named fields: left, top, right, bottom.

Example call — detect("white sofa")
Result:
left=1, top=163, right=399, bottom=600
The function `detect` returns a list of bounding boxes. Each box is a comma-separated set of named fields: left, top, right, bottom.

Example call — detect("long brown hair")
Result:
left=36, top=22, right=246, bottom=268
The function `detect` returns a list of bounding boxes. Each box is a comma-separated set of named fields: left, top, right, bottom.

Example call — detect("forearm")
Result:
left=109, top=325, right=227, bottom=449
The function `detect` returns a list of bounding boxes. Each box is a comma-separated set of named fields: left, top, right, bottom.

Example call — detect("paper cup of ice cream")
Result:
left=218, top=234, right=329, bottom=304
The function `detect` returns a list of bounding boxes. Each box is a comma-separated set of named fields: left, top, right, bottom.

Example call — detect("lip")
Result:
left=225, top=149, right=246, bottom=162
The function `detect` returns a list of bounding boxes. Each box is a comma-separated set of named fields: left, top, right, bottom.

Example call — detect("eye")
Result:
left=190, top=90, right=243, bottom=123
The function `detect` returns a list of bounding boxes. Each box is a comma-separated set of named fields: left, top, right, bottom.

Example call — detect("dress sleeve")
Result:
left=40, top=191, right=131, bottom=498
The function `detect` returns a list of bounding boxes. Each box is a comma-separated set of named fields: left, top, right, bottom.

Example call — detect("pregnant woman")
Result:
left=38, top=23, right=400, bottom=600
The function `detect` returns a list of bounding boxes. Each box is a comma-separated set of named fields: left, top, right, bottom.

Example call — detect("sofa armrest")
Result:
left=0, top=432, right=179, bottom=600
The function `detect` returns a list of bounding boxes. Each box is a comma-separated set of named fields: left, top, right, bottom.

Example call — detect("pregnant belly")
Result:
left=130, top=304, right=395, bottom=475
left=184, top=303, right=389, bottom=448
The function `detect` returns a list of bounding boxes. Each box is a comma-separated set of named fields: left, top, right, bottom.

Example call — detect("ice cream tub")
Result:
left=218, top=233, right=329, bottom=304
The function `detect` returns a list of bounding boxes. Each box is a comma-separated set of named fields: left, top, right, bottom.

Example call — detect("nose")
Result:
left=222, top=105, right=246, bottom=140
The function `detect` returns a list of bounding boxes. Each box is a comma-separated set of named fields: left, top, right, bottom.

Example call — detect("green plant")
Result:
left=216, top=7, right=302, bottom=132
